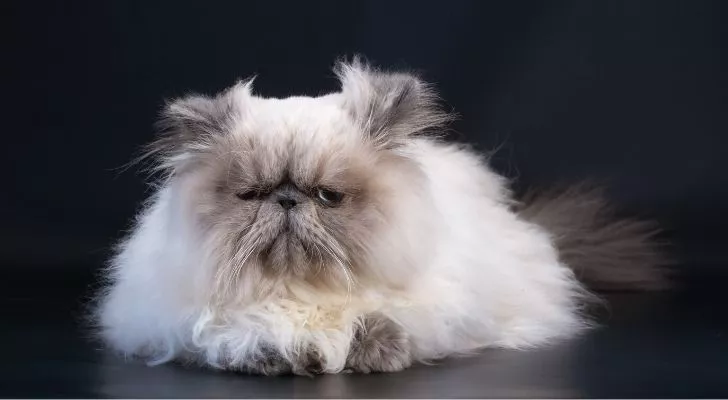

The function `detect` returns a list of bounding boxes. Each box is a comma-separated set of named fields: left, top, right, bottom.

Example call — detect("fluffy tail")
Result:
left=517, top=183, right=671, bottom=292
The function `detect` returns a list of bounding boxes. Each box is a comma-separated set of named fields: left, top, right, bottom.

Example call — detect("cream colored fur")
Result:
left=96, top=60, right=596, bottom=374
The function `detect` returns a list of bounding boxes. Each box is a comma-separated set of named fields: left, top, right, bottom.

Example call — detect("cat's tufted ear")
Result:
left=335, top=58, right=451, bottom=149
left=146, top=79, right=254, bottom=173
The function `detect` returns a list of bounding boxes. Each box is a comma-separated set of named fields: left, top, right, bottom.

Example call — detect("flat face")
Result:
left=180, top=94, right=407, bottom=289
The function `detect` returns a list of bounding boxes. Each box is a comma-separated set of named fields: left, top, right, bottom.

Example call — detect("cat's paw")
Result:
left=291, top=348, right=325, bottom=376
left=235, top=347, right=293, bottom=376
left=234, top=347, right=325, bottom=376
left=346, top=313, right=412, bottom=373
left=213, top=344, right=325, bottom=376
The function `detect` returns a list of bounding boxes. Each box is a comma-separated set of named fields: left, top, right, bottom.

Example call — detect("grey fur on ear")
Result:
left=334, top=58, right=452, bottom=148
left=145, top=79, right=254, bottom=173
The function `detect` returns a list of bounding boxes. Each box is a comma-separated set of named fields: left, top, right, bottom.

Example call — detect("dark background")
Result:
left=3, top=0, right=728, bottom=397
left=4, top=0, right=727, bottom=279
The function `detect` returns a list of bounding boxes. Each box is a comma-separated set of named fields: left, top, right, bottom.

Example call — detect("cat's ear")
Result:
left=335, top=57, right=451, bottom=149
left=146, top=79, right=254, bottom=173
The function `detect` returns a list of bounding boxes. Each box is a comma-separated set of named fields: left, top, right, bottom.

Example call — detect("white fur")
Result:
left=98, top=79, right=589, bottom=374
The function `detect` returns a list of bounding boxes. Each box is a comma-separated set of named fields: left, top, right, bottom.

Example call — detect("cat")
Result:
left=94, top=57, right=668, bottom=375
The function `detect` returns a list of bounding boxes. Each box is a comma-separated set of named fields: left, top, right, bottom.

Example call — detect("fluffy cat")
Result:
left=95, top=58, right=667, bottom=375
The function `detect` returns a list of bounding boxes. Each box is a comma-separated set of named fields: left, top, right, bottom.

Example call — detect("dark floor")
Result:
left=3, top=266, right=728, bottom=398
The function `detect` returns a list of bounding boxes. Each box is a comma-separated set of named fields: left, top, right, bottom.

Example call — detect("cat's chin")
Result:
left=263, top=232, right=315, bottom=277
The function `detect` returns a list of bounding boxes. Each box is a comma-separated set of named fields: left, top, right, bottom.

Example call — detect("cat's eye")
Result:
left=316, top=188, right=344, bottom=206
left=235, top=190, right=260, bottom=201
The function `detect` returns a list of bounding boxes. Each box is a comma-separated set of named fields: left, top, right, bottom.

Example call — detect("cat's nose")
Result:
left=272, top=182, right=302, bottom=210
left=277, top=196, right=297, bottom=210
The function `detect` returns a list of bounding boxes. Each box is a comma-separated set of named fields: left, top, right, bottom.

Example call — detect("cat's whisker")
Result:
left=311, top=244, right=325, bottom=277
left=318, top=243, right=353, bottom=300
left=230, top=237, right=260, bottom=280
left=309, top=226, right=354, bottom=300
left=215, top=229, right=260, bottom=298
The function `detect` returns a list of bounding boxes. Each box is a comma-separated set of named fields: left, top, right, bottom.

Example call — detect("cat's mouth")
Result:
left=250, top=213, right=335, bottom=277
left=259, top=229, right=318, bottom=275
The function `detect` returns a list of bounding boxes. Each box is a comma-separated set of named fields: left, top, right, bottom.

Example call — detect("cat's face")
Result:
left=190, top=97, right=399, bottom=289
left=150, top=60, right=449, bottom=295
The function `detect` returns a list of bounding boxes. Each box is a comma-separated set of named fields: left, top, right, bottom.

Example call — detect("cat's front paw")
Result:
left=228, top=346, right=325, bottom=376
left=233, top=349, right=323, bottom=376
left=291, top=348, right=325, bottom=376
left=346, top=313, right=412, bottom=373
left=232, top=347, right=293, bottom=376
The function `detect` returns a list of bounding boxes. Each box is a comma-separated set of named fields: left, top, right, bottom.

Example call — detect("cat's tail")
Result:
left=517, top=183, right=672, bottom=292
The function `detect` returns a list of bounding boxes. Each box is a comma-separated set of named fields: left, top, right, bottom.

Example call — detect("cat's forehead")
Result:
left=219, top=94, right=370, bottom=186
left=240, top=94, right=352, bottom=139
